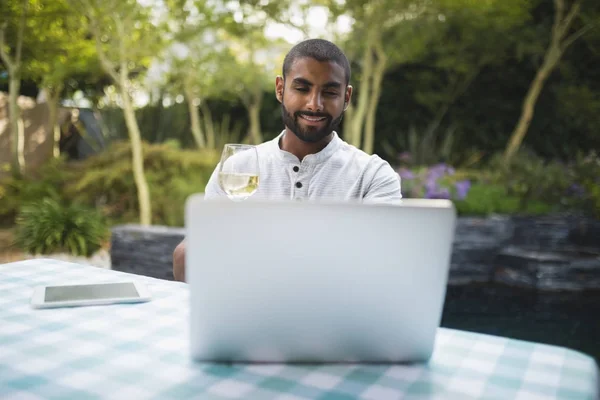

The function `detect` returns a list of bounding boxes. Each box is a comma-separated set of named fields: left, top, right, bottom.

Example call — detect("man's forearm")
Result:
left=173, top=240, right=186, bottom=282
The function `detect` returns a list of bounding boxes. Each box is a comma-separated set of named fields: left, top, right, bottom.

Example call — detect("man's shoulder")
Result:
left=255, top=135, right=280, bottom=156
left=335, top=139, right=392, bottom=171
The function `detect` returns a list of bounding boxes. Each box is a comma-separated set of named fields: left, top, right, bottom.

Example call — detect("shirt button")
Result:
left=295, top=182, right=303, bottom=188
left=293, top=166, right=299, bottom=172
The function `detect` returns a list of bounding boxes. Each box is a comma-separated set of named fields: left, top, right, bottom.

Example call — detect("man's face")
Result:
left=276, top=57, right=352, bottom=143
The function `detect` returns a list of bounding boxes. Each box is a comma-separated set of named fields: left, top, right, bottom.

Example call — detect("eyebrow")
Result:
left=291, top=78, right=342, bottom=89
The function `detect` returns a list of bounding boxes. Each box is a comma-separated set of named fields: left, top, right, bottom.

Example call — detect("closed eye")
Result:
left=294, top=87, right=309, bottom=92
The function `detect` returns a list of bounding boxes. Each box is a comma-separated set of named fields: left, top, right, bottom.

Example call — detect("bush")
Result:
left=398, top=163, right=474, bottom=201
left=14, top=198, right=109, bottom=257
left=397, top=149, right=600, bottom=217
left=1, top=141, right=219, bottom=228
left=569, top=151, right=600, bottom=218
left=65, top=141, right=219, bottom=226
left=488, top=150, right=573, bottom=212
left=0, top=157, right=67, bottom=227
left=397, top=158, right=559, bottom=216
left=453, top=184, right=553, bottom=216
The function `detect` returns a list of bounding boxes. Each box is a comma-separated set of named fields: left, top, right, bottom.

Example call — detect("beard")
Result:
left=281, top=102, right=344, bottom=143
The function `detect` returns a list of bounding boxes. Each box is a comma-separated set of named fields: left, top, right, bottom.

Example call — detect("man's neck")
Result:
left=279, top=128, right=334, bottom=161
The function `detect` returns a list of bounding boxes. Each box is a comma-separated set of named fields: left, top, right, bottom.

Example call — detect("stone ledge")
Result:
left=110, top=224, right=185, bottom=281
left=494, top=246, right=600, bottom=291
left=110, top=214, right=600, bottom=288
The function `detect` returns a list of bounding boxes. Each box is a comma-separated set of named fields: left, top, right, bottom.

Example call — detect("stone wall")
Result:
left=111, top=214, right=600, bottom=288
left=449, top=214, right=600, bottom=288
left=110, top=224, right=185, bottom=281
left=110, top=214, right=600, bottom=361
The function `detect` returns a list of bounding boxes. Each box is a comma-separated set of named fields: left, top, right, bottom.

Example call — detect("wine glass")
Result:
left=218, top=144, right=260, bottom=201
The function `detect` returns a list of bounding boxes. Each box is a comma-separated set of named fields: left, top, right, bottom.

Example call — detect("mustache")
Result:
left=295, top=111, right=331, bottom=119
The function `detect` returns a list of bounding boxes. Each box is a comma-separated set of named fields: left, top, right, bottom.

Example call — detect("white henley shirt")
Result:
left=204, top=131, right=402, bottom=203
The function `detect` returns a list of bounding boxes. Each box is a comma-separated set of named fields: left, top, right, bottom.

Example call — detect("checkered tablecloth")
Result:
left=1, top=259, right=598, bottom=400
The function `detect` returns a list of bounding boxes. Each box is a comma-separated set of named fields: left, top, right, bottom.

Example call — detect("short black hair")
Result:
left=282, top=39, right=351, bottom=85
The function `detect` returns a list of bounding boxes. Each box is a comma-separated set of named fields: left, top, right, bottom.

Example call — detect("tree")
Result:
left=218, top=32, right=285, bottom=145
left=0, top=0, right=28, bottom=176
left=24, top=0, right=98, bottom=158
left=401, top=0, right=532, bottom=163
left=161, top=0, right=233, bottom=149
left=327, top=0, right=435, bottom=154
left=504, top=0, right=599, bottom=162
left=218, top=0, right=301, bottom=144
left=71, top=0, right=163, bottom=225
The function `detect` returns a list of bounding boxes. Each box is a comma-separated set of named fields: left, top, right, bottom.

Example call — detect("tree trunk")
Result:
left=504, top=46, right=561, bottom=162
left=504, top=0, right=585, bottom=162
left=184, top=87, right=205, bottom=148
left=349, top=40, right=374, bottom=148
left=46, top=84, right=63, bottom=158
left=17, top=116, right=25, bottom=173
left=248, top=100, right=262, bottom=145
left=120, top=78, right=152, bottom=226
left=0, top=0, right=27, bottom=177
left=8, top=76, right=22, bottom=177
left=363, top=45, right=386, bottom=154
left=342, top=102, right=354, bottom=142
left=201, top=103, right=217, bottom=149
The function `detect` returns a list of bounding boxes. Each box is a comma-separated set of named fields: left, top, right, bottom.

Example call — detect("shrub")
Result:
left=453, top=184, right=553, bottom=216
left=569, top=151, right=600, bottom=217
left=488, top=150, right=572, bottom=212
left=0, top=157, right=68, bottom=227
left=65, top=141, right=219, bottom=226
left=15, top=198, right=109, bottom=257
left=397, top=160, right=555, bottom=216
left=2, top=141, right=219, bottom=228
left=398, top=163, right=474, bottom=201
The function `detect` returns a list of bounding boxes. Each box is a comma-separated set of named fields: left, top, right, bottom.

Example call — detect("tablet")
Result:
left=31, top=282, right=151, bottom=309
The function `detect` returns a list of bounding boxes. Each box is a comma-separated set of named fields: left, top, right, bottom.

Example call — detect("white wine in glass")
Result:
left=218, top=144, right=260, bottom=201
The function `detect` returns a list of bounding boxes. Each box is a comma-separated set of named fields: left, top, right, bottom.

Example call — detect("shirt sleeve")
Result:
left=203, top=163, right=226, bottom=199
left=363, top=160, right=402, bottom=204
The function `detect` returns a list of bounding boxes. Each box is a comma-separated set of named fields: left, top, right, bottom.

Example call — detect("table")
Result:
left=1, top=259, right=598, bottom=400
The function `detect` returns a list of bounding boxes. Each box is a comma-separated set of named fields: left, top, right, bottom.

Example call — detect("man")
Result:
left=173, top=38, right=401, bottom=281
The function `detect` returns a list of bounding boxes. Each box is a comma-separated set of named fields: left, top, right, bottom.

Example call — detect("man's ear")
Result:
left=275, top=76, right=284, bottom=103
left=344, top=84, right=353, bottom=111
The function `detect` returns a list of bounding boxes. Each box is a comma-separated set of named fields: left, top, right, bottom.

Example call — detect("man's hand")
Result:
left=173, top=240, right=186, bottom=282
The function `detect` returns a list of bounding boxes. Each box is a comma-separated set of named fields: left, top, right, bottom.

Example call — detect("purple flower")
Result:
left=428, top=163, right=455, bottom=180
left=398, top=168, right=415, bottom=180
left=428, top=164, right=447, bottom=179
left=425, top=175, right=439, bottom=193
left=426, top=187, right=451, bottom=199
left=454, top=180, right=471, bottom=200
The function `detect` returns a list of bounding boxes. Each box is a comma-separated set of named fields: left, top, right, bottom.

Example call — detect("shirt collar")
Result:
left=270, top=130, right=342, bottom=164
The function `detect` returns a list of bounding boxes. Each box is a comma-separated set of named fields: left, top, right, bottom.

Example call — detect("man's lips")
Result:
left=298, top=114, right=328, bottom=124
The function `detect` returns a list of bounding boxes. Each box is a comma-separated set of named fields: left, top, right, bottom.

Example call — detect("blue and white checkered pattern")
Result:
left=1, top=259, right=598, bottom=400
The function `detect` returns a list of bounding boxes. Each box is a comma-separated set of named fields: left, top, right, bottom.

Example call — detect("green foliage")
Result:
left=14, top=198, right=108, bottom=257
left=488, top=150, right=572, bottom=212
left=399, top=163, right=476, bottom=201
left=98, top=99, right=253, bottom=150
left=0, top=157, right=67, bottom=227
left=398, top=149, right=600, bottom=217
left=568, top=151, right=600, bottom=218
left=65, top=141, right=219, bottom=226
left=1, top=142, right=219, bottom=229
left=454, top=183, right=553, bottom=216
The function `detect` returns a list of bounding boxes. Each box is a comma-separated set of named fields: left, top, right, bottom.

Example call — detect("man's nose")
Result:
left=306, top=91, right=323, bottom=112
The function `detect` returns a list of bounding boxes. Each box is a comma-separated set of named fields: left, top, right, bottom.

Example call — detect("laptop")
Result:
left=185, top=196, right=456, bottom=363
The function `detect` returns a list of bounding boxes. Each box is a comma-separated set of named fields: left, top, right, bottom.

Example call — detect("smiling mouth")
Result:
left=299, top=115, right=327, bottom=122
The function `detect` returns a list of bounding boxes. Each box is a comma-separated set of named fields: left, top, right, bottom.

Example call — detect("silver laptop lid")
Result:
left=186, top=197, right=456, bottom=363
